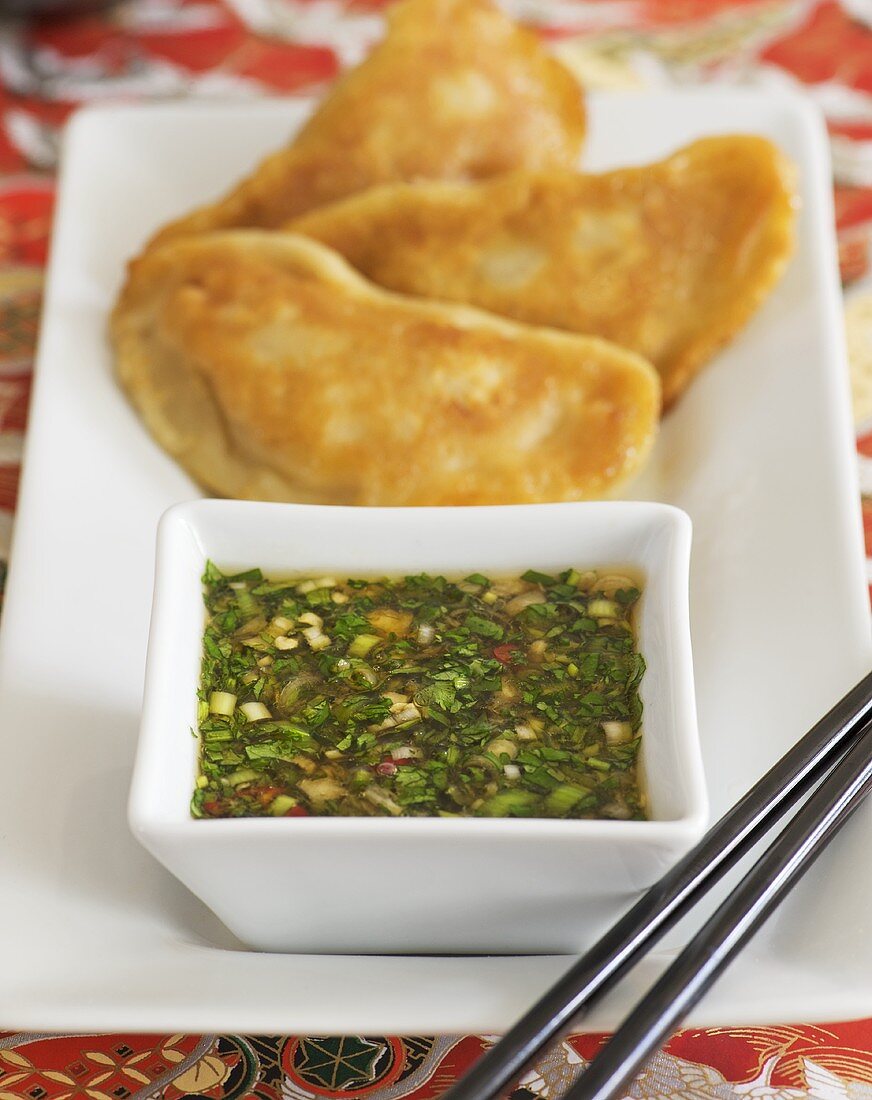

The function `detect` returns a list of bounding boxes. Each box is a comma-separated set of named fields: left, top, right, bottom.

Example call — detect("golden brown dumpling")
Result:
left=111, top=232, right=659, bottom=506
left=289, top=136, right=796, bottom=407
left=148, top=0, right=585, bottom=249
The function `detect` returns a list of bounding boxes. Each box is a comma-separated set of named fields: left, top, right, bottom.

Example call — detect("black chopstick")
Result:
left=442, top=669, right=872, bottom=1100
left=564, top=718, right=872, bottom=1100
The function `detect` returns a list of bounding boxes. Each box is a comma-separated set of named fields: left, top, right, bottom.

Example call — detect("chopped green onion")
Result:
left=227, top=767, right=259, bottom=786
left=587, top=598, right=620, bottom=618
left=208, top=691, right=237, bottom=716
left=268, top=795, right=298, bottom=815
left=545, top=784, right=589, bottom=815
left=240, top=701, right=271, bottom=722
left=485, top=738, right=518, bottom=760
left=234, top=587, right=258, bottom=619
left=603, top=721, right=632, bottom=743
left=348, top=633, right=381, bottom=657
left=465, top=573, right=489, bottom=586
left=480, top=790, right=539, bottom=817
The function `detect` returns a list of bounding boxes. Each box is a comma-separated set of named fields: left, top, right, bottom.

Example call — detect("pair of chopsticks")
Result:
left=442, top=669, right=872, bottom=1100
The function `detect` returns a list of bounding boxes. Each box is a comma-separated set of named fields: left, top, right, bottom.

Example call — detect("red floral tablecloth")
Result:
left=2, top=0, right=872, bottom=1096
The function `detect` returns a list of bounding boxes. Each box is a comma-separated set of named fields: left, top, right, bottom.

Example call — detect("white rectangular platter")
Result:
left=1, top=89, right=870, bottom=1034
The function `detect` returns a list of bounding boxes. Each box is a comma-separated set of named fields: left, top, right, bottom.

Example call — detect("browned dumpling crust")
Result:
left=289, top=136, right=797, bottom=408
left=147, top=0, right=586, bottom=249
left=111, top=233, right=659, bottom=506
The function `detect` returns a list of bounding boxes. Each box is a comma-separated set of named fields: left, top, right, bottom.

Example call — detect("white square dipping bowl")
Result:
left=129, top=499, right=708, bottom=954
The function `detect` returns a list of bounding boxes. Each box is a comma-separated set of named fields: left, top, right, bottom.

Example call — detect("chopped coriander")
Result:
left=521, top=569, right=557, bottom=586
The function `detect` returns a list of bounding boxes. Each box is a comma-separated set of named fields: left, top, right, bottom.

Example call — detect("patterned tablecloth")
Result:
left=2, top=0, right=872, bottom=1097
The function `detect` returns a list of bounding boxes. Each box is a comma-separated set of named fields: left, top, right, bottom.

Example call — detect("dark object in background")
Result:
left=0, top=0, right=119, bottom=16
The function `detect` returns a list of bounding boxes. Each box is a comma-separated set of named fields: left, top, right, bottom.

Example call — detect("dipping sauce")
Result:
left=193, top=566, right=646, bottom=819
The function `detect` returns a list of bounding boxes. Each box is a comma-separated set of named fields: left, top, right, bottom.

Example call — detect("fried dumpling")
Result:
left=111, top=233, right=659, bottom=506
left=148, top=0, right=585, bottom=249
left=289, top=136, right=796, bottom=408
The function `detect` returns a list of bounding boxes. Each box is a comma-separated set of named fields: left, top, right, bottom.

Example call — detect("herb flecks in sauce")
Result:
left=193, top=566, right=647, bottom=820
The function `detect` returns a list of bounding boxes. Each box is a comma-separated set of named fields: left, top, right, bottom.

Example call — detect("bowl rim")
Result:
left=129, top=499, right=709, bottom=845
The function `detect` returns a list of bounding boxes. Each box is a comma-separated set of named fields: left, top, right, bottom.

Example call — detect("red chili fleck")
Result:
left=376, top=761, right=398, bottom=776
left=493, top=643, right=519, bottom=665
left=203, top=800, right=223, bottom=815
left=284, top=806, right=309, bottom=817
left=394, top=757, right=416, bottom=766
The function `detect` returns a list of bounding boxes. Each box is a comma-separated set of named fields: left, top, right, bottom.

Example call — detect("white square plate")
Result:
left=1, top=89, right=870, bottom=1033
